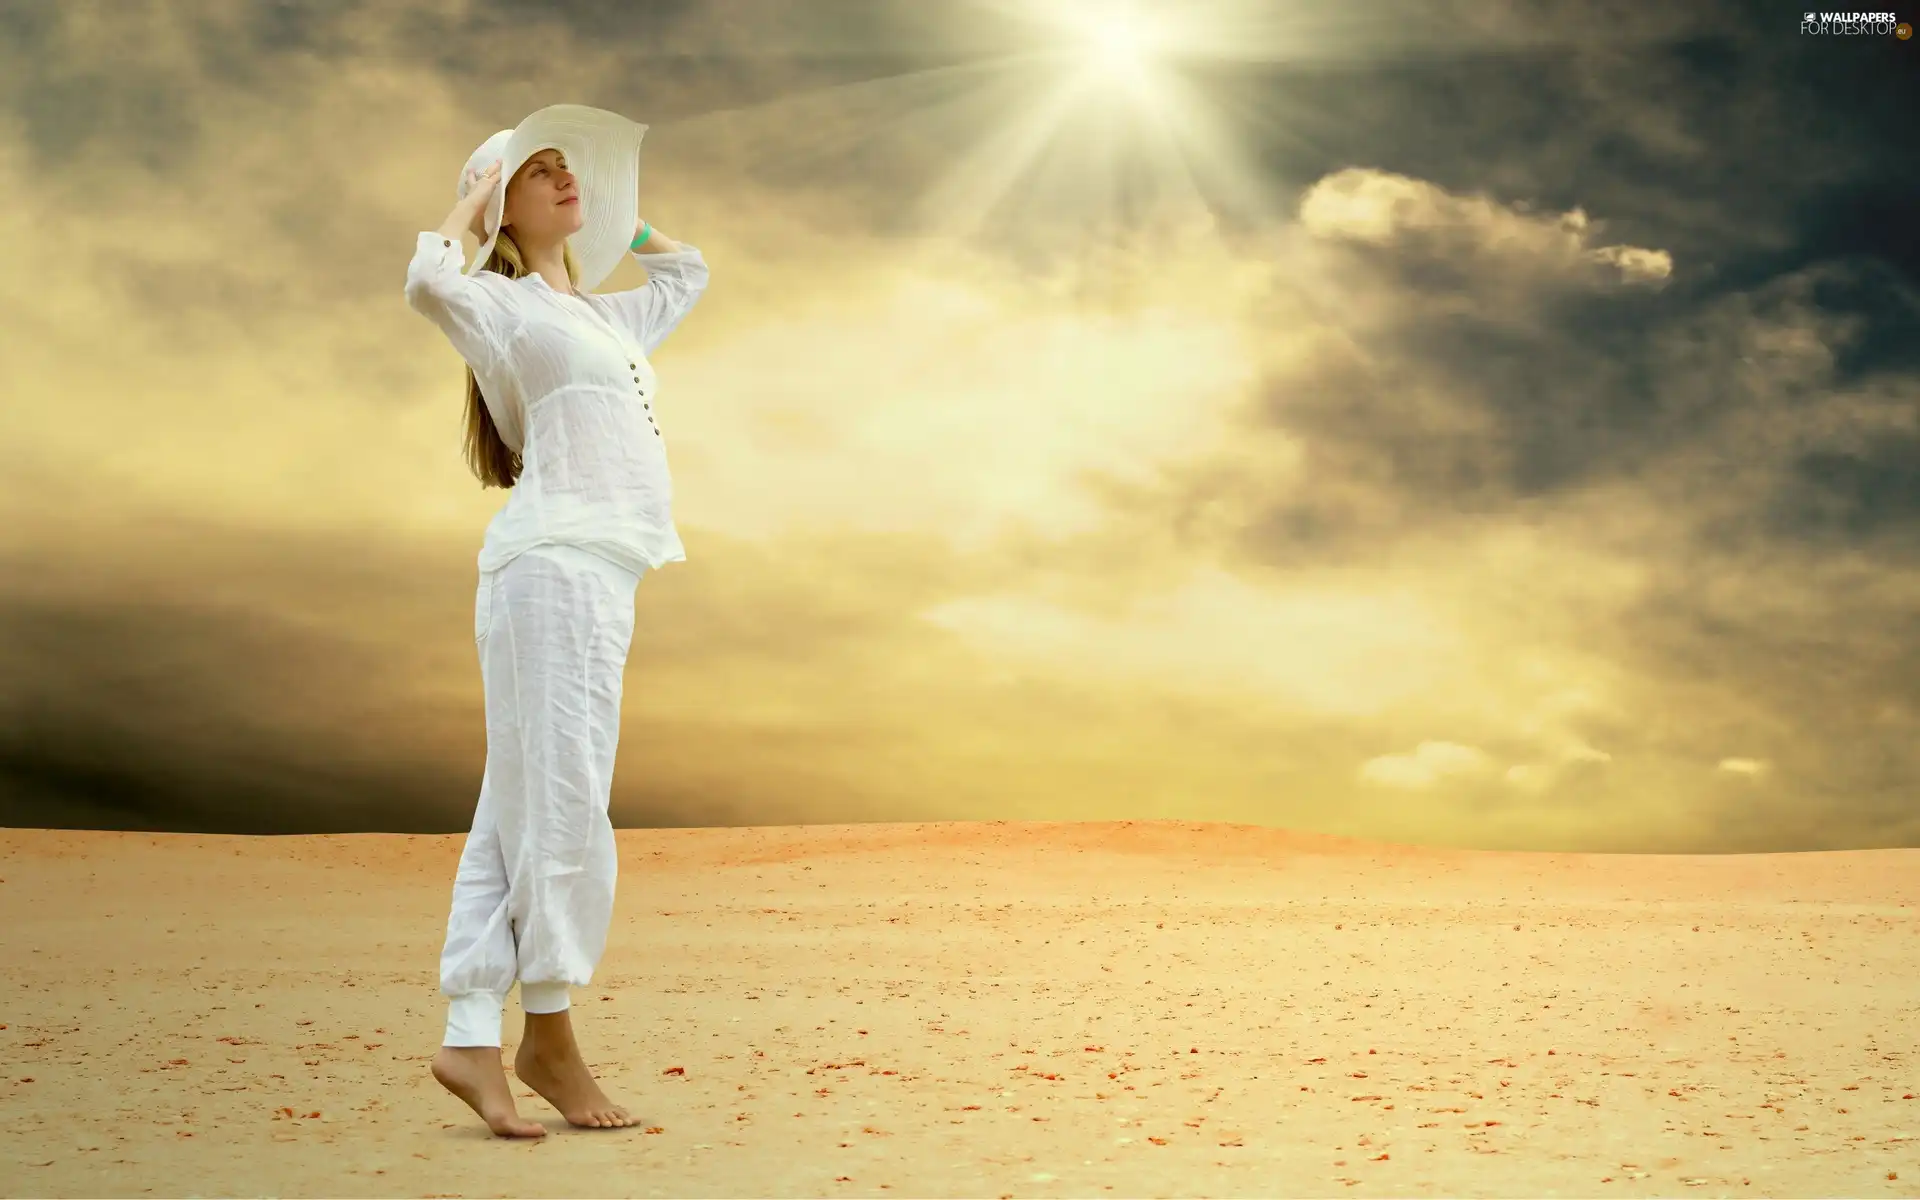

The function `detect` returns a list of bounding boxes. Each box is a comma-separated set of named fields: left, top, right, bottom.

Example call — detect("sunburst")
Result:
left=682, top=0, right=1376, bottom=243
left=907, top=0, right=1272, bottom=237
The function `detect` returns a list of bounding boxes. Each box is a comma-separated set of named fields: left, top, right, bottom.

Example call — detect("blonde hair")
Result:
left=463, top=229, right=580, bottom=489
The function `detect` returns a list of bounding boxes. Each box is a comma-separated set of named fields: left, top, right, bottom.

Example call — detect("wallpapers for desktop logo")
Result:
left=1799, top=10, right=1911, bottom=35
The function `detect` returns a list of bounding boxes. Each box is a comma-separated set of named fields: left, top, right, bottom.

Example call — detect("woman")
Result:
left=402, top=105, right=709, bottom=1138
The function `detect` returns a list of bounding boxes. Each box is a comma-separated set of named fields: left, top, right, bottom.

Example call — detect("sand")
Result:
left=0, top=819, right=1914, bottom=1199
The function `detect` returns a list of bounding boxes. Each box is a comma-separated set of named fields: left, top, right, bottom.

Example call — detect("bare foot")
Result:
left=514, top=1020, right=636, bottom=1129
left=431, top=1046, right=548, bottom=1138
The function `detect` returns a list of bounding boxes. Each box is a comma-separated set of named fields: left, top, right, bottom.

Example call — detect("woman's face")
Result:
left=501, top=147, right=584, bottom=246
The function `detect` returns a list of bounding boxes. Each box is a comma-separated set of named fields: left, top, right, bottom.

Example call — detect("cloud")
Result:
left=1504, top=744, right=1613, bottom=796
left=1360, top=741, right=1496, bottom=790
left=1297, top=167, right=1673, bottom=288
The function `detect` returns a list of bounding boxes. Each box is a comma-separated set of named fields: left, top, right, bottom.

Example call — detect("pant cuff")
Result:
left=443, top=990, right=507, bottom=1048
left=520, top=981, right=572, bottom=1014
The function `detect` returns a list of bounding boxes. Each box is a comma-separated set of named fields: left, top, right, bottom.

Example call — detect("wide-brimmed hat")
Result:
left=455, top=103, right=648, bottom=292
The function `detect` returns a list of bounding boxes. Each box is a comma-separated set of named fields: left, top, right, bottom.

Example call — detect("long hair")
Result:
left=463, top=229, right=581, bottom=489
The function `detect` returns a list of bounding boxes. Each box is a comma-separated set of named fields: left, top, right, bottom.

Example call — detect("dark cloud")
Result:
left=1778, top=431, right=1920, bottom=540
left=1235, top=250, right=1915, bottom=557
left=7, top=38, right=202, bottom=173
left=1801, top=257, right=1920, bottom=385
left=0, top=523, right=479, bottom=834
left=1, top=0, right=968, bottom=168
left=0, top=512, right=987, bottom=836
left=1206, top=12, right=1918, bottom=288
left=1197, top=0, right=1918, bottom=550
left=1607, top=559, right=1920, bottom=852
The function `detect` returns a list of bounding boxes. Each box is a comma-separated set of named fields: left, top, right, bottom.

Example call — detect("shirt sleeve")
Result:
left=403, top=232, right=514, bottom=376
left=599, top=245, right=710, bottom=357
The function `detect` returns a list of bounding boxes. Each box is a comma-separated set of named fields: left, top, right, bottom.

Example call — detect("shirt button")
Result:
left=443, top=238, right=452, bottom=247
left=643, top=402, right=650, bottom=410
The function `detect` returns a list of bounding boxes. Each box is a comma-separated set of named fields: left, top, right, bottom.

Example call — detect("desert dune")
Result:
left=0, top=820, right=1914, bottom=1198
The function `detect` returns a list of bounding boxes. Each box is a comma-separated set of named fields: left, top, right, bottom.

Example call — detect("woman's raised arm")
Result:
left=599, top=216, right=710, bottom=356
left=404, top=164, right=514, bottom=375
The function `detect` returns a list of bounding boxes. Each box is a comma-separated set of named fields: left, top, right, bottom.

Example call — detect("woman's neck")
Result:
left=521, top=239, right=572, bottom=295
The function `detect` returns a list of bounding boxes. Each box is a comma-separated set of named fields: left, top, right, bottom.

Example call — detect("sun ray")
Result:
left=669, top=52, right=1046, bottom=166
left=914, top=71, right=1103, bottom=236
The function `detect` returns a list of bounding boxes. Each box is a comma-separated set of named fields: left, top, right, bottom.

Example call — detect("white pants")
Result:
left=439, top=544, right=642, bottom=1048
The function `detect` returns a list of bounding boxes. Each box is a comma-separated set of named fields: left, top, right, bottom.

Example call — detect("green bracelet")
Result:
left=630, top=222, right=652, bottom=251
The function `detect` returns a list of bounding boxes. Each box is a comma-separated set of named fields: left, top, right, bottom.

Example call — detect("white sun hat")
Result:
left=454, top=103, right=649, bottom=292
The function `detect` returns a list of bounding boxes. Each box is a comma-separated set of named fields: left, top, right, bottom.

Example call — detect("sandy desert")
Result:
left=0, top=820, right=1914, bottom=1198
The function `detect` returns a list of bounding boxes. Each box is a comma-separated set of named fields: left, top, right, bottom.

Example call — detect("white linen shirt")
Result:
left=403, top=231, right=710, bottom=578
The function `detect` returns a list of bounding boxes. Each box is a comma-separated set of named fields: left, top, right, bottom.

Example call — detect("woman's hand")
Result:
left=437, top=161, right=501, bottom=244
left=466, top=162, right=501, bottom=239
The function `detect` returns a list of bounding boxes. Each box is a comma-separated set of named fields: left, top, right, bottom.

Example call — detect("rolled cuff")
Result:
left=415, top=230, right=466, bottom=266
left=520, top=981, right=572, bottom=1014
left=443, top=990, right=507, bottom=1048
left=631, top=244, right=705, bottom=272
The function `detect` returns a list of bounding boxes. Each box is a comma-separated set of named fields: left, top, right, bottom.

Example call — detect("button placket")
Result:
left=549, top=292, right=662, bottom=438
left=631, top=359, right=659, bottom=437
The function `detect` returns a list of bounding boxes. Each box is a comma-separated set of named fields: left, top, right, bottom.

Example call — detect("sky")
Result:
left=0, top=0, right=1914, bottom=852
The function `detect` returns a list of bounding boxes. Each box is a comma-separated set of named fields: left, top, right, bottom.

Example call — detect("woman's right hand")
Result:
left=463, top=161, right=502, bottom=240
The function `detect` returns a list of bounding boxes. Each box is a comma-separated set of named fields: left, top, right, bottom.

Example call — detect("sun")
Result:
left=1086, top=14, right=1155, bottom=79
left=1062, top=7, right=1171, bottom=88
